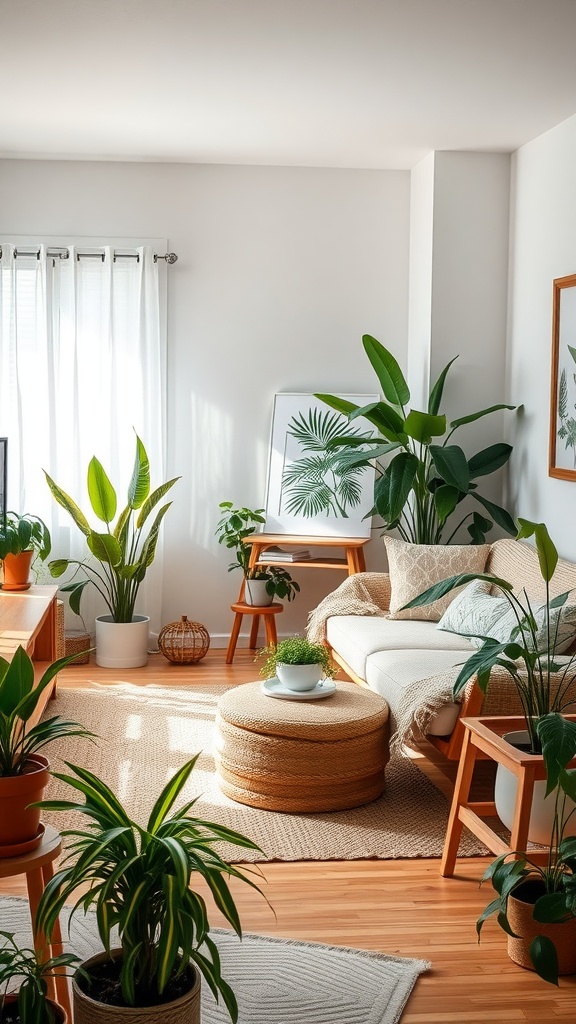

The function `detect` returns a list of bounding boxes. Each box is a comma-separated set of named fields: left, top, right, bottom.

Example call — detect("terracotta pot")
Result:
left=507, top=878, right=576, bottom=975
left=0, top=754, right=49, bottom=852
left=73, top=949, right=201, bottom=1024
left=1, top=992, right=67, bottom=1022
left=2, top=550, right=34, bottom=591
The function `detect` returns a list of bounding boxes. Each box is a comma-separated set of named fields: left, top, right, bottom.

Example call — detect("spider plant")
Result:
left=0, top=931, right=82, bottom=1024
left=316, top=334, right=517, bottom=544
left=36, top=756, right=265, bottom=1021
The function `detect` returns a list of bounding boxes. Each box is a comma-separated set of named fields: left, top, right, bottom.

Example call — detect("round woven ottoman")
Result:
left=215, top=680, right=390, bottom=812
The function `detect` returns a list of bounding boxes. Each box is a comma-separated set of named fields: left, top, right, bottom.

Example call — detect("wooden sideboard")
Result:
left=0, top=585, right=59, bottom=728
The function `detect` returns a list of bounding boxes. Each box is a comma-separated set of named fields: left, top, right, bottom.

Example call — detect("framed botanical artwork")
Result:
left=264, top=393, right=379, bottom=538
left=550, top=274, right=576, bottom=480
left=0, top=438, right=6, bottom=529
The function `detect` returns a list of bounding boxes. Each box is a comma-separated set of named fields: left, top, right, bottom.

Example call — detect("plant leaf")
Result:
left=128, top=434, right=151, bottom=509
left=403, top=410, right=446, bottom=444
left=362, top=335, right=410, bottom=408
left=428, top=356, right=458, bottom=416
left=471, top=493, right=517, bottom=535
left=468, top=443, right=513, bottom=479
left=430, top=444, right=470, bottom=491
left=87, top=456, right=117, bottom=523
left=449, top=403, right=516, bottom=428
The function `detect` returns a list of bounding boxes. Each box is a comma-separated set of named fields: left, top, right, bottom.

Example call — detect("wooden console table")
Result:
left=441, top=714, right=576, bottom=877
left=244, top=534, right=370, bottom=577
left=0, top=585, right=59, bottom=728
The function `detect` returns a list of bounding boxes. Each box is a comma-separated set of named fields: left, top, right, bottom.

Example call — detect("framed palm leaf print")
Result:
left=264, top=393, right=378, bottom=537
left=550, top=274, right=576, bottom=481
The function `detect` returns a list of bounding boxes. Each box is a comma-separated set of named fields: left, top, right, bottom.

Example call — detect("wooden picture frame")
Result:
left=549, top=274, right=576, bottom=481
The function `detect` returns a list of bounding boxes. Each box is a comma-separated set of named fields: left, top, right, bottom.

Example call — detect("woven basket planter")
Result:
left=507, top=879, right=576, bottom=975
left=158, top=616, right=210, bottom=664
left=73, top=949, right=201, bottom=1024
left=64, top=629, right=92, bottom=665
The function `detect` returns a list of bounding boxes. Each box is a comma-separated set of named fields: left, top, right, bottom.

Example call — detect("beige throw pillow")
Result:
left=384, top=537, right=490, bottom=621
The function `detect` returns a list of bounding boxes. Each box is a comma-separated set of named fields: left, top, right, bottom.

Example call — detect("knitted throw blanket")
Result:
left=306, top=572, right=391, bottom=643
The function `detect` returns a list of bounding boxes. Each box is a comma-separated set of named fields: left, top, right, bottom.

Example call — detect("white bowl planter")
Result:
left=95, top=615, right=150, bottom=668
left=276, top=662, right=323, bottom=692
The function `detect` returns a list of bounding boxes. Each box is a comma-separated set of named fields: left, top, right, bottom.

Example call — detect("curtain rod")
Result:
left=0, top=246, right=178, bottom=264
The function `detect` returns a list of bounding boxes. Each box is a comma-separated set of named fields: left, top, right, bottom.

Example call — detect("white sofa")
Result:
left=308, top=538, right=576, bottom=759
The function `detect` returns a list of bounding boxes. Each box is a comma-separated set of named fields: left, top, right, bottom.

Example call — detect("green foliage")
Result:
left=44, top=434, right=180, bottom=623
left=215, top=503, right=299, bottom=602
left=477, top=713, right=576, bottom=986
left=0, top=645, right=94, bottom=777
left=36, top=757, right=264, bottom=1021
left=0, top=512, right=51, bottom=562
left=0, top=931, right=82, bottom=1024
left=403, top=520, right=576, bottom=753
left=281, top=408, right=372, bottom=518
left=316, top=335, right=516, bottom=544
left=258, top=636, right=336, bottom=679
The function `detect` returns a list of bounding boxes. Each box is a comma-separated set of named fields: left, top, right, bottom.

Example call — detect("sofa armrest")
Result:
left=307, top=571, right=391, bottom=643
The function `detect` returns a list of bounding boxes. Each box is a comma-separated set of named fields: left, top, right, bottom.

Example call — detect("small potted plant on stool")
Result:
left=215, top=502, right=300, bottom=606
left=258, top=636, right=337, bottom=692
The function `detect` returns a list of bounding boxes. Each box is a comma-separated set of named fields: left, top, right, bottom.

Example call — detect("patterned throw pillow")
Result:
left=384, top=537, right=491, bottom=622
left=438, top=580, right=576, bottom=653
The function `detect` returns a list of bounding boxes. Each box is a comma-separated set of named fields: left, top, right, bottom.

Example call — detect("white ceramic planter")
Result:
left=276, top=662, right=323, bottom=691
left=244, top=579, right=273, bottom=606
left=494, top=729, right=576, bottom=846
left=95, top=615, right=150, bottom=668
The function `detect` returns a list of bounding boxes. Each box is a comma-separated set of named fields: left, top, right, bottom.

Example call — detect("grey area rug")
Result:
left=41, top=682, right=487, bottom=861
left=0, top=897, right=429, bottom=1024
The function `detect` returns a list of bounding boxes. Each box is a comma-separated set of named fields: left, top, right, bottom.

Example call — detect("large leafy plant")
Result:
left=316, top=334, right=516, bottom=544
left=0, top=931, right=82, bottom=1024
left=404, top=520, right=576, bottom=753
left=0, top=645, right=93, bottom=777
left=477, top=713, right=576, bottom=985
left=44, top=435, right=180, bottom=623
left=36, top=756, right=264, bottom=1021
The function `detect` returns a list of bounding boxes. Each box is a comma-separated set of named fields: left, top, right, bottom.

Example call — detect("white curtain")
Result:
left=0, top=243, right=166, bottom=634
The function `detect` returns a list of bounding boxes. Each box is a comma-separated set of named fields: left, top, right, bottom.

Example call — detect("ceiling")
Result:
left=3, top=0, right=576, bottom=170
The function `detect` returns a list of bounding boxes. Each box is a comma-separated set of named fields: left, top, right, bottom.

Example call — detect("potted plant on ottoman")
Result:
left=0, top=645, right=92, bottom=853
left=215, top=502, right=299, bottom=606
left=476, top=713, right=576, bottom=985
left=259, top=636, right=337, bottom=692
left=0, top=932, right=81, bottom=1023
left=44, top=434, right=180, bottom=668
left=36, top=756, right=264, bottom=1024
left=0, top=512, right=51, bottom=591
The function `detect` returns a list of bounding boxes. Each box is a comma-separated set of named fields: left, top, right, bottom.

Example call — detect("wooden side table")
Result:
left=243, top=533, right=370, bottom=578
left=441, top=714, right=576, bottom=877
left=226, top=602, right=283, bottom=664
left=0, top=825, right=72, bottom=1022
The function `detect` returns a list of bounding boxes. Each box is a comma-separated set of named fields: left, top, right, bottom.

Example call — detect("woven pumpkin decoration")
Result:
left=158, top=615, right=210, bottom=664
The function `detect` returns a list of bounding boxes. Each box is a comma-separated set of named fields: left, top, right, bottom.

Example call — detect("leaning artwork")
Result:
left=550, top=274, right=576, bottom=481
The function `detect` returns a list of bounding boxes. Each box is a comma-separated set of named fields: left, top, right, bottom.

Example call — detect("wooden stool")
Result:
left=226, top=602, right=283, bottom=664
left=0, top=825, right=71, bottom=1022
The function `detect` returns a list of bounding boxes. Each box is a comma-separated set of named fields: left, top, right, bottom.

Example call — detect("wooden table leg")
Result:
left=441, top=727, right=478, bottom=877
left=249, top=615, right=260, bottom=649
left=346, top=546, right=358, bottom=574
left=264, top=613, right=278, bottom=647
left=356, top=547, right=367, bottom=572
left=509, top=765, right=537, bottom=855
left=27, top=866, right=58, bottom=1007
left=41, top=860, right=72, bottom=1024
left=226, top=611, right=243, bottom=664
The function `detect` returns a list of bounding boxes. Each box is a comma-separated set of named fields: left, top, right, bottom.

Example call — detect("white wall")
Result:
left=0, top=159, right=410, bottom=641
left=507, top=114, right=576, bottom=560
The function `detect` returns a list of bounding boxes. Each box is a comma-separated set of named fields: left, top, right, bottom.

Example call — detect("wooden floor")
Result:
left=3, top=648, right=576, bottom=1022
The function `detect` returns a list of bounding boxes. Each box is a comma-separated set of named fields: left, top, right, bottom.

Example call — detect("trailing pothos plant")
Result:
left=477, top=713, right=576, bottom=985
left=44, top=434, right=180, bottom=623
left=403, top=520, right=576, bottom=754
left=36, top=756, right=265, bottom=1021
left=316, top=334, right=517, bottom=544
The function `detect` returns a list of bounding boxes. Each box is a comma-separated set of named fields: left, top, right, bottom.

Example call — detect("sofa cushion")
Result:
left=365, top=648, right=465, bottom=736
left=326, top=614, right=474, bottom=681
left=384, top=537, right=490, bottom=621
left=438, top=579, right=576, bottom=654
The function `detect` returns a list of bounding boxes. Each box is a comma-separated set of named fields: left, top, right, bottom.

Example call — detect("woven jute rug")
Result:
left=41, top=682, right=487, bottom=861
left=1, top=896, right=429, bottom=1024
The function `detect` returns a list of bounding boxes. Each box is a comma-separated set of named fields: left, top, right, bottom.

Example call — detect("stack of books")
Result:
left=262, top=545, right=311, bottom=562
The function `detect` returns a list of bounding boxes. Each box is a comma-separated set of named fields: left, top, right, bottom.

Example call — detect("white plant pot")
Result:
left=244, top=579, right=273, bottom=607
left=276, top=662, right=323, bottom=692
left=494, top=729, right=576, bottom=846
left=95, top=615, right=150, bottom=668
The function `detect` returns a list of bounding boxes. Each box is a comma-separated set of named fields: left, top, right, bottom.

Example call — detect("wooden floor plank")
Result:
left=2, top=648, right=575, bottom=1022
